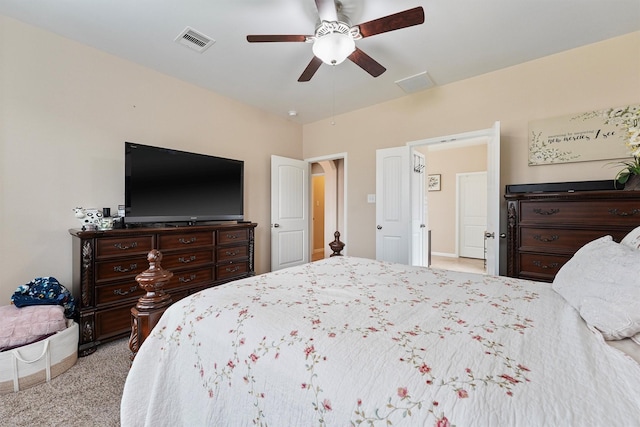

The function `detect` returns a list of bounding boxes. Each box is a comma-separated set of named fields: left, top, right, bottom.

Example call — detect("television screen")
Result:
left=124, top=142, right=244, bottom=224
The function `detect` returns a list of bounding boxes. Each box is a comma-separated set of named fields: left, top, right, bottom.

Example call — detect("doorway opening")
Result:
left=308, top=155, right=347, bottom=262
left=412, top=139, right=488, bottom=274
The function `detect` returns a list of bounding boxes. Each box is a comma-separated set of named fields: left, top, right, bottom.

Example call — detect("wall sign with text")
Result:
left=528, top=104, right=639, bottom=166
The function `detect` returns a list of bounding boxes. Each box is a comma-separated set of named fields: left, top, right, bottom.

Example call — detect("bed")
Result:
left=121, top=240, right=640, bottom=425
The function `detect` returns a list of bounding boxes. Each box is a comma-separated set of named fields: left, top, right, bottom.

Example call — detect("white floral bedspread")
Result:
left=121, top=257, right=640, bottom=426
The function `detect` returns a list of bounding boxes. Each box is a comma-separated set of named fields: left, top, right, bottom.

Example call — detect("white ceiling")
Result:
left=1, top=0, right=638, bottom=124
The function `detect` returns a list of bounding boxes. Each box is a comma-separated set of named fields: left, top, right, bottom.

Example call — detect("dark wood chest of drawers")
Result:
left=70, top=222, right=256, bottom=355
left=505, top=190, right=640, bottom=282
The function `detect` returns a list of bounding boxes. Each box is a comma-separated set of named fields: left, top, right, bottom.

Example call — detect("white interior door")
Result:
left=411, top=151, right=428, bottom=266
left=375, top=146, right=411, bottom=264
left=271, top=155, right=309, bottom=271
left=458, top=172, right=487, bottom=259
left=485, top=121, right=501, bottom=275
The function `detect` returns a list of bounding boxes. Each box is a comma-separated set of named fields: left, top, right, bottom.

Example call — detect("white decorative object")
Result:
left=73, top=207, right=103, bottom=229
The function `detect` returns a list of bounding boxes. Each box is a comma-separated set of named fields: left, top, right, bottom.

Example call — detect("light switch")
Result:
left=367, top=194, right=376, bottom=203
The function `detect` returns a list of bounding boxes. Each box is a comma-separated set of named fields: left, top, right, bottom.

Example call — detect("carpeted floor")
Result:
left=0, top=338, right=130, bottom=427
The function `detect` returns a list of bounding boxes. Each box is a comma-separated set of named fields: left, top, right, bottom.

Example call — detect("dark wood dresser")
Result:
left=69, top=222, right=257, bottom=355
left=505, top=190, right=640, bottom=282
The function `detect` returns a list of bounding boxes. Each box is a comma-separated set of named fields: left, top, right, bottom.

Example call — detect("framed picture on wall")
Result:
left=428, top=174, right=441, bottom=191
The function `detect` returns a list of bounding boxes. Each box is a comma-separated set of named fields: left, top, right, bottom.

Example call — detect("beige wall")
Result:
left=425, top=144, right=488, bottom=255
left=1, top=15, right=638, bottom=302
left=0, top=16, right=302, bottom=299
left=303, top=32, right=640, bottom=262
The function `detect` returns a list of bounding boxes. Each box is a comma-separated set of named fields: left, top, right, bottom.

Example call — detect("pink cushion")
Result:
left=0, top=305, right=66, bottom=351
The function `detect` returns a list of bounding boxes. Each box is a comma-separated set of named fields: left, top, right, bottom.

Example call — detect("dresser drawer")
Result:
left=95, top=281, right=144, bottom=306
left=519, top=228, right=611, bottom=253
left=95, top=304, right=134, bottom=341
left=218, top=228, right=249, bottom=244
left=217, top=245, right=248, bottom=262
left=95, top=256, right=149, bottom=283
left=161, top=249, right=214, bottom=270
left=158, top=231, right=214, bottom=250
left=518, top=253, right=571, bottom=282
left=217, top=261, right=249, bottom=280
left=166, top=267, right=213, bottom=290
left=519, top=200, right=640, bottom=225
left=96, top=235, right=154, bottom=258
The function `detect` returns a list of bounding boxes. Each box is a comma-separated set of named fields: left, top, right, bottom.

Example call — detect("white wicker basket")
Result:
left=0, top=320, right=78, bottom=394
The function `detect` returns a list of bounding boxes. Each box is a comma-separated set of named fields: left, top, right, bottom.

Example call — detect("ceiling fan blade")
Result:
left=358, top=6, right=425, bottom=38
left=246, top=35, right=308, bottom=43
left=298, top=56, right=323, bottom=82
left=348, top=48, right=386, bottom=78
left=315, top=0, right=338, bottom=21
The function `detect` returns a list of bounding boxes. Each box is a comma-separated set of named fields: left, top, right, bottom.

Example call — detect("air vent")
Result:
left=175, top=27, right=215, bottom=53
left=395, top=71, right=434, bottom=94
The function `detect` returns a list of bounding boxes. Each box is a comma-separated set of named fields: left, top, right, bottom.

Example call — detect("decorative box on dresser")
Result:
left=505, top=189, right=640, bottom=282
left=70, top=222, right=257, bottom=355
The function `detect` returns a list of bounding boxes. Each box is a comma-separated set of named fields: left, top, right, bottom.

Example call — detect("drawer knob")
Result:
left=113, top=263, right=138, bottom=273
left=114, top=242, right=138, bottom=250
left=608, top=208, right=640, bottom=217
left=533, top=234, right=559, bottom=242
left=532, top=208, right=559, bottom=216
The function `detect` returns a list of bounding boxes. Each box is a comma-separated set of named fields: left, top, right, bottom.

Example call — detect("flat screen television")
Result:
left=124, top=142, right=244, bottom=225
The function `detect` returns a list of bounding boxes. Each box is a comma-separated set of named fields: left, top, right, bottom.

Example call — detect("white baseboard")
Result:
left=431, top=252, right=457, bottom=258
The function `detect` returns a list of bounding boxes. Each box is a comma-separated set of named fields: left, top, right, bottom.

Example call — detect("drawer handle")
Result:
left=178, top=255, right=197, bottom=263
left=225, top=250, right=239, bottom=256
left=225, top=233, right=239, bottom=239
left=608, top=208, right=640, bottom=217
left=532, top=260, right=559, bottom=269
left=178, top=237, right=197, bottom=244
left=533, top=234, right=559, bottom=242
left=532, top=208, right=559, bottom=216
left=114, top=242, right=138, bottom=250
left=113, top=285, right=138, bottom=296
left=113, top=263, right=138, bottom=273
left=225, top=265, right=241, bottom=273
left=179, top=274, right=197, bottom=283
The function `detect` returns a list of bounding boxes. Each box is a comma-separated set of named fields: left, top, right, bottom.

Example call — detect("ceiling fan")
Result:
left=246, top=1, right=425, bottom=82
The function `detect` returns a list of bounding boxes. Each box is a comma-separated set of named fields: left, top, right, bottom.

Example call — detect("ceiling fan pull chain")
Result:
left=331, top=65, right=336, bottom=126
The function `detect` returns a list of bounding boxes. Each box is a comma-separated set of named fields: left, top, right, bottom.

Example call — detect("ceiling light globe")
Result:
left=312, top=32, right=355, bottom=65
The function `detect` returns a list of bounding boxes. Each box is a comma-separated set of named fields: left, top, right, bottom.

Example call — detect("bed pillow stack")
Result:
left=552, top=234, right=640, bottom=343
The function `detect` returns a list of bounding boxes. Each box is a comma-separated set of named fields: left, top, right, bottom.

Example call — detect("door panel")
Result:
left=411, top=151, right=427, bottom=266
left=376, top=147, right=410, bottom=264
left=271, top=155, right=309, bottom=270
left=459, top=172, right=487, bottom=259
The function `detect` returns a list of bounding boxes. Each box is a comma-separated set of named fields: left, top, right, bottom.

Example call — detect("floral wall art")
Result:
left=528, top=104, right=640, bottom=165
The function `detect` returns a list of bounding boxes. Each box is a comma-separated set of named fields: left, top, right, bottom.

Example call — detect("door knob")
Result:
left=420, top=224, right=426, bottom=228
left=377, top=225, right=382, bottom=230
left=484, top=231, right=495, bottom=239
left=273, top=223, right=280, bottom=228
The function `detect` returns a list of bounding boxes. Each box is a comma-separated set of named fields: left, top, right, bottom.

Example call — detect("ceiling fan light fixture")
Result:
left=312, top=31, right=355, bottom=65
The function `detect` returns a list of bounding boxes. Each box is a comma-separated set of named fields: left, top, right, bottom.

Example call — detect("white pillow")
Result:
left=552, top=235, right=640, bottom=340
left=621, top=225, right=640, bottom=250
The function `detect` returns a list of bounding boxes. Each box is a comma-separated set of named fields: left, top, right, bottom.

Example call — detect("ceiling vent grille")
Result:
left=395, top=71, right=434, bottom=94
left=175, top=27, right=215, bottom=53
